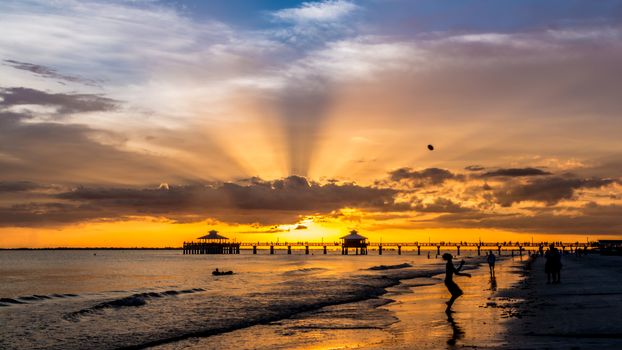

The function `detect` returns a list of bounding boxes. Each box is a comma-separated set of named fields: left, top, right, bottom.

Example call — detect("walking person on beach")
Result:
left=486, top=250, right=496, bottom=277
left=442, top=253, right=471, bottom=313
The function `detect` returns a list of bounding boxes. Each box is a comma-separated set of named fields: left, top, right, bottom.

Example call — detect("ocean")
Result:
left=0, top=249, right=482, bottom=349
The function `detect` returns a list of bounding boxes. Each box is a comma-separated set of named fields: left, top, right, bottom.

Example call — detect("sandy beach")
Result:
left=501, top=254, right=622, bottom=349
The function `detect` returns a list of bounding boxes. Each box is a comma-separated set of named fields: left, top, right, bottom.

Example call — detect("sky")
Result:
left=1, top=0, right=622, bottom=247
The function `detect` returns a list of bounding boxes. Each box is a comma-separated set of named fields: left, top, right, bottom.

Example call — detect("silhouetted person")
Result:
left=544, top=246, right=553, bottom=283
left=486, top=250, right=496, bottom=277
left=544, top=244, right=562, bottom=284
left=552, top=246, right=562, bottom=283
left=442, top=253, right=471, bottom=313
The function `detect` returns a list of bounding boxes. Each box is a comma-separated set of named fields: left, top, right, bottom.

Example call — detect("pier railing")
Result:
left=183, top=240, right=588, bottom=256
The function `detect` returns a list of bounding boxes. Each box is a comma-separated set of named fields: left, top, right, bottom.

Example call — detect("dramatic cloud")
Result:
left=0, top=181, right=42, bottom=192
left=0, top=112, right=186, bottom=184
left=272, top=1, right=358, bottom=23
left=0, top=87, right=118, bottom=115
left=494, top=176, right=616, bottom=206
left=3, top=59, right=99, bottom=86
left=432, top=202, right=622, bottom=235
left=412, top=197, right=472, bottom=213
left=0, top=176, right=399, bottom=227
left=482, top=168, right=551, bottom=177
left=388, top=167, right=460, bottom=186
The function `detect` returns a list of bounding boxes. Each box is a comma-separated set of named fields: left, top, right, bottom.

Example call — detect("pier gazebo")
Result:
left=341, top=230, right=368, bottom=255
left=183, top=230, right=240, bottom=254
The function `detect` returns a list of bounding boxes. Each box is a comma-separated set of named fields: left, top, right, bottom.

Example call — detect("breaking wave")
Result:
left=64, top=288, right=205, bottom=321
left=282, top=267, right=328, bottom=276
left=367, top=263, right=413, bottom=270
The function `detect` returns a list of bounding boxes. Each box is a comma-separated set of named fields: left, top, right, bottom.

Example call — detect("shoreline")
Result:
left=151, top=255, right=526, bottom=349
left=375, top=255, right=527, bottom=349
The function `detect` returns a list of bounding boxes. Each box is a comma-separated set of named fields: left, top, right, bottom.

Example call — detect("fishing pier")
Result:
left=183, top=229, right=587, bottom=256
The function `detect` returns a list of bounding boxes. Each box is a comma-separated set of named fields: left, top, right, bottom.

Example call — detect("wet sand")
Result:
left=154, top=255, right=527, bottom=349
left=378, top=255, right=526, bottom=349
left=501, top=254, right=622, bottom=350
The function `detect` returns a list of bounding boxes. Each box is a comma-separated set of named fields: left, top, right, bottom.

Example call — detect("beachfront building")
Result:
left=183, top=230, right=240, bottom=254
left=341, top=230, right=368, bottom=255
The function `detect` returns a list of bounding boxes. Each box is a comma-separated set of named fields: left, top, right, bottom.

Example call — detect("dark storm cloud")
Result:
left=388, top=167, right=461, bottom=186
left=0, top=202, right=110, bottom=227
left=0, top=87, right=118, bottom=115
left=412, top=197, right=472, bottom=213
left=57, top=176, right=398, bottom=212
left=432, top=203, right=622, bottom=235
left=494, top=176, right=616, bottom=206
left=482, top=167, right=551, bottom=177
left=3, top=59, right=100, bottom=86
left=0, top=176, right=400, bottom=227
left=0, top=181, right=42, bottom=192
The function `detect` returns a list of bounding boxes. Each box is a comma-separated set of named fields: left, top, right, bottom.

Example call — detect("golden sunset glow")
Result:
left=1, top=0, right=622, bottom=247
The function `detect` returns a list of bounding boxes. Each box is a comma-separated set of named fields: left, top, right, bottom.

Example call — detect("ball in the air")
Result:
left=427, top=144, right=434, bottom=151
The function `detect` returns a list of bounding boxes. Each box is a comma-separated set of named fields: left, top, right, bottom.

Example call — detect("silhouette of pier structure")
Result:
left=183, top=230, right=588, bottom=256
left=183, top=230, right=240, bottom=254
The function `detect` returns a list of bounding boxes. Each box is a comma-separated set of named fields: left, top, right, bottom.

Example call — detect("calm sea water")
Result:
left=0, top=249, right=476, bottom=349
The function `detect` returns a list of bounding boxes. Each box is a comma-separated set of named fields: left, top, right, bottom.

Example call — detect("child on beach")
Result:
left=442, top=253, right=471, bottom=313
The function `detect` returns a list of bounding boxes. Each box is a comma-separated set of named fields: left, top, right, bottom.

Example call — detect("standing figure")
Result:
left=544, top=244, right=557, bottom=284
left=552, top=246, right=562, bottom=283
left=442, top=253, right=471, bottom=313
left=487, top=250, right=496, bottom=277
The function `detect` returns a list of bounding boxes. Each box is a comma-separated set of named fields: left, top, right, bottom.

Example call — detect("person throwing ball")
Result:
left=442, top=253, right=471, bottom=313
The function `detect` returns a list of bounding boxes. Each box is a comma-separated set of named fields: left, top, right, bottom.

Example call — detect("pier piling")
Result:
left=183, top=240, right=582, bottom=257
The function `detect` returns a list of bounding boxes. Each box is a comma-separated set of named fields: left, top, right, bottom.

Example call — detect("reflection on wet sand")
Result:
left=446, top=312, right=464, bottom=346
left=379, top=256, right=522, bottom=349
left=490, top=276, right=497, bottom=291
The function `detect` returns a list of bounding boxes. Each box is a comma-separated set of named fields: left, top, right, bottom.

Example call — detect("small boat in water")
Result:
left=212, top=268, right=233, bottom=276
